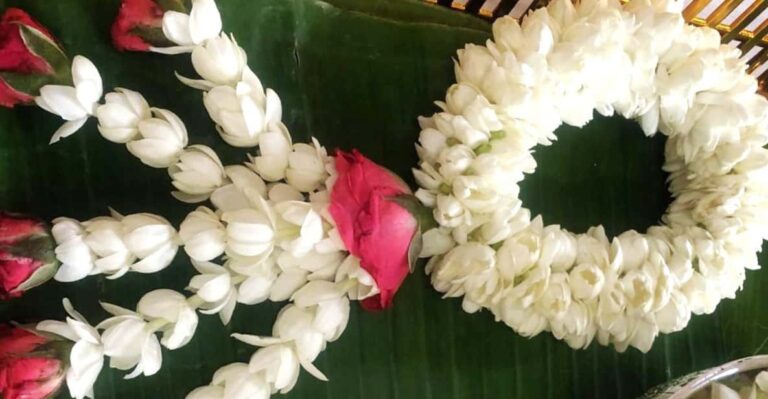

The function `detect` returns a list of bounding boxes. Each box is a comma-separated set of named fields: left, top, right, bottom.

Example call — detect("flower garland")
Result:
left=415, top=0, right=768, bottom=353
left=36, top=48, right=375, bottom=399
left=3, top=0, right=768, bottom=397
left=0, top=2, right=423, bottom=399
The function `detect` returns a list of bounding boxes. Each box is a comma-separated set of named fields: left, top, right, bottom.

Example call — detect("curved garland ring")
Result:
left=415, top=0, right=768, bottom=352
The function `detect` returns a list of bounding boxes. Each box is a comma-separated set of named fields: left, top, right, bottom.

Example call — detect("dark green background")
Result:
left=0, top=1, right=765, bottom=398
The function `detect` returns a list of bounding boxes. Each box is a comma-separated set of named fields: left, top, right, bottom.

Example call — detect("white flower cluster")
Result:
left=96, top=89, right=188, bottom=167
left=35, top=56, right=186, bottom=170
left=175, top=156, right=380, bottom=399
left=95, top=85, right=243, bottom=203
left=37, top=292, right=200, bottom=399
left=187, top=283, right=351, bottom=399
left=36, top=55, right=231, bottom=203
left=148, top=144, right=373, bottom=399
left=176, top=176, right=362, bottom=326
left=153, top=0, right=284, bottom=148
left=51, top=211, right=179, bottom=282
left=39, top=48, right=320, bottom=205
left=416, top=0, right=768, bottom=352
left=158, top=0, right=329, bottom=192
left=156, top=0, right=222, bottom=54
left=36, top=56, right=102, bottom=144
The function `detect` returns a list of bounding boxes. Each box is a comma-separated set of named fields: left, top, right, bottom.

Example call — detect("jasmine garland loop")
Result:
left=415, top=0, right=768, bottom=352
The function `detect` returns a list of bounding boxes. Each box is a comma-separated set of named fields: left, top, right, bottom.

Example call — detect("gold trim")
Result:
left=451, top=0, right=471, bottom=10
left=747, top=47, right=768, bottom=73
left=741, top=19, right=768, bottom=52
left=707, top=0, right=744, bottom=25
left=480, top=0, right=504, bottom=17
left=722, top=0, right=766, bottom=40
left=683, top=0, right=711, bottom=21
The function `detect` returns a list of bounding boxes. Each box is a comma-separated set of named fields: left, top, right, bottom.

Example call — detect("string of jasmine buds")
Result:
left=146, top=0, right=283, bottom=149
left=36, top=293, right=205, bottom=399
left=34, top=54, right=225, bottom=203
left=188, top=285, right=352, bottom=399
left=131, top=0, right=331, bottom=191
left=37, top=53, right=331, bottom=203
left=51, top=210, right=179, bottom=282
left=167, top=4, right=342, bottom=195
left=38, top=279, right=364, bottom=399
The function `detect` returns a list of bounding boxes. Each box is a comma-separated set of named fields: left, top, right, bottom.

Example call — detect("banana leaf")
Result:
left=0, top=0, right=765, bottom=398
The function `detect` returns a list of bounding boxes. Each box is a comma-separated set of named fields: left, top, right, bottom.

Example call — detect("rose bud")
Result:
left=0, top=325, right=67, bottom=399
left=0, top=213, right=58, bottom=300
left=0, top=8, right=69, bottom=108
left=329, top=150, right=428, bottom=311
left=111, top=0, right=185, bottom=52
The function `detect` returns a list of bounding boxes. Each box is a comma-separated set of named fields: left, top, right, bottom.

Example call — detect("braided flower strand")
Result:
left=0, top=2, right=427, bottom=398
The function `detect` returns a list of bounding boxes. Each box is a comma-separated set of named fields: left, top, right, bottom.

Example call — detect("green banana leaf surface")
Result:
left=0, top=0, right=765, bottom=398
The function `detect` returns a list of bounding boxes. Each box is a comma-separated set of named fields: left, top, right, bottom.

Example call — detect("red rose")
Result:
left=0, top=80, right=32, bottom=111
left=329, top=150, right=419, bottom=311
left=0, top=8, right=54, bottom=74
left=0, top=357, right=64, bottom=399
left=0, top=326, right=47, bottom=359
left=111, top=0, right=177, bottom=52
left=0, top=254, right=44, bottom=299
left=0, top=326, right=66, bottom=399
left=0, top=213, right=45, bottom=244
left=0, top=213, right=57, bottom=300
left=0, top=8, right=66, bottom=108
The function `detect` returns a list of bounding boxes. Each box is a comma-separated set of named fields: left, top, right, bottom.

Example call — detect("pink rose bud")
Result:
left=0, top=213, right=58, bottom=300
left=111, top=0, right=186, bottom=52
left=0, top=8, right=69, bottom=108
left=330, top=150, right=423, bottom=311
left=0, top=325, right=67, bottom=399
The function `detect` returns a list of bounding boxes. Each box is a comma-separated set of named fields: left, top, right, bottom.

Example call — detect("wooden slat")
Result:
left=509, top=0, right=536, bottom=17
left=707, top=0, right=747, bottom=25
left=748, top=48, right=768, bottom=73
left=684, top=0, right=714, bottom=20
left=695, top=0, right=727, bottom=19
left=721, top=0, right=758, bottom=24
left=723, top=0, right=767, bottom=40
left=741, top=17, right=768, bottom=52
left=480, top=0, right=503, bottom=17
